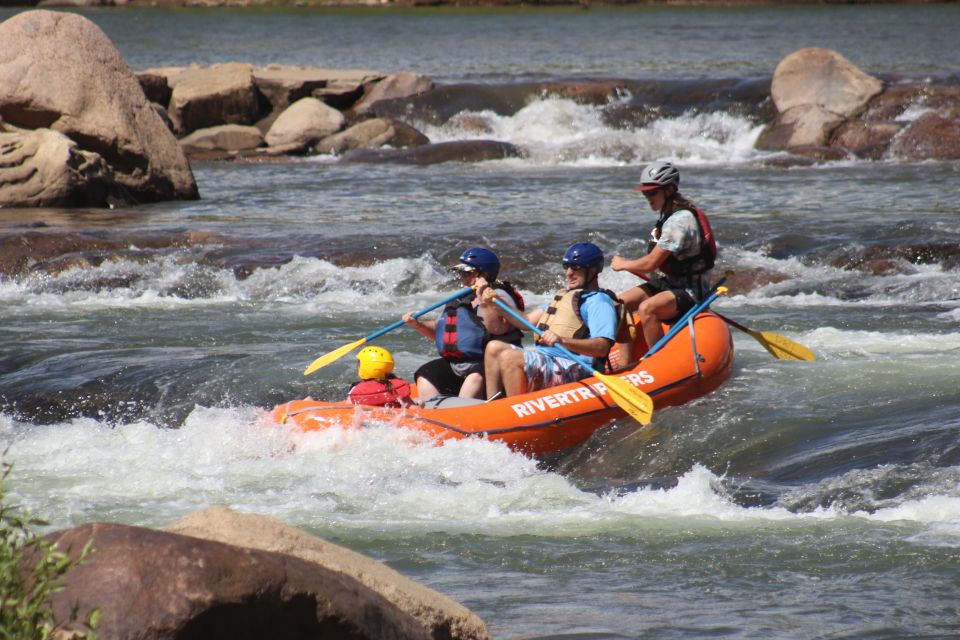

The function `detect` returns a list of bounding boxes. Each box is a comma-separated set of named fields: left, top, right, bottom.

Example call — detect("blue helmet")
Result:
left=563, top=242, right=604, bottom=272
left=458, top=247, right=500, bottom=280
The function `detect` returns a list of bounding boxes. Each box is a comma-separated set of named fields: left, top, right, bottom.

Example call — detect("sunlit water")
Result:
left=1, top=5, right=960, bottom=638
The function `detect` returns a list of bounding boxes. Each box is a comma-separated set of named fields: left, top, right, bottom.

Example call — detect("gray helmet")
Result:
left=637, top=161, right=680, bottom=192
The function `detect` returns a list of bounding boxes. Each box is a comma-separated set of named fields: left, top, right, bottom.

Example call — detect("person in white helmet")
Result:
left=611, top=160, right=718, bottom=349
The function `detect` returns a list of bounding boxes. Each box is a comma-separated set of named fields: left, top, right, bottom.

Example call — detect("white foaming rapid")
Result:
left=417, top=95, right=767, bottom=167
left=0, top=255, right=462, bottom=315
left=3, top=408, right=959, bottom=541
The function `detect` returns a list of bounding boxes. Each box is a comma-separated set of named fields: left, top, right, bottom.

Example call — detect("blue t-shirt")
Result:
left=535, top=290, right=617, bottom=359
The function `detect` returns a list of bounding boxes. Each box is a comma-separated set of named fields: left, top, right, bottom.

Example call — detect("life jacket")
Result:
left=347, top=376, right=412, bottom=408
left=436, top=282, right=525, bottom=361
left=649, top=195, right=717, bottom=281
left=536, top=287, right=620, bottom=369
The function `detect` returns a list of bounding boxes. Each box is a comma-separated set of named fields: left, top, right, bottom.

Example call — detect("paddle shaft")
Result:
left=303, top=286, right=474, bottom=376
left=364, top=287, right=474, bottom=342
left=642, top=282, right=725, bottom=358
left=491, top=298, right=603, bottom=375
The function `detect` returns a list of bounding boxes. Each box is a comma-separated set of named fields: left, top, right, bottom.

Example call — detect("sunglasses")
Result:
left=451, top=265, right=478, bottom=275
left=562, top=262, right=586, bottom=271
left=642, top=189, right=662, bottom=199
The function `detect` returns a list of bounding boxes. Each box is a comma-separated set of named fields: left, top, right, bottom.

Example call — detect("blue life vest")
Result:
left=435, top=283, right=524, bottom=361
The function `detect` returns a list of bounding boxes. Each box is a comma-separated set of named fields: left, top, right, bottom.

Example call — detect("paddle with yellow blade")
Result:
left=712, top=311, right=815, bottom=361
left=303, top=287, right=474, bottom=376
left=491, top=299, right=654, bottom=426
left=634, top=274, right=815, bottom=362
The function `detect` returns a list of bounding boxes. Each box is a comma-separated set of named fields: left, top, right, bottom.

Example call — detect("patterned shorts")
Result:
left=518, top=347, right=589, bottom=392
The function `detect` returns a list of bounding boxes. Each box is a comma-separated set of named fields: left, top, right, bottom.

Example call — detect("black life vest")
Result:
left=649, top=195, right=717, bottom=280
left=347, top=376, right=412, bottom=408
left=435, top=282, right=525, bottom=361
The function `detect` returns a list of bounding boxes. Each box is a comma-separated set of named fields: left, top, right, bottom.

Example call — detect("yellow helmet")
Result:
left=357, top=346, right=395, bottom=380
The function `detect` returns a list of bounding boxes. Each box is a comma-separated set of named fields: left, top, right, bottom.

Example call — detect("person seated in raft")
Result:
left=347, top=346, right=414, bottom=408
left=479, top=242, right=618, bottom=398
left=610, top=160, right=718, bottom=357
left=402, top=247, right=525, bottom=400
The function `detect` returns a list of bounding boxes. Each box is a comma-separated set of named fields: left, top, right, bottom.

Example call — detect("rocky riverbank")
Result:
left=2, top=10, right=959, bottom=209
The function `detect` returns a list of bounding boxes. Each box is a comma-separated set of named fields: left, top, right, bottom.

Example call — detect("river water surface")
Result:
left=1, top=5, right=959, bottom=639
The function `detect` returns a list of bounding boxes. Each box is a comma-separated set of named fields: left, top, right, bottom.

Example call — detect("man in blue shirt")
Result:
left=480, top=242, right=618, bottom=398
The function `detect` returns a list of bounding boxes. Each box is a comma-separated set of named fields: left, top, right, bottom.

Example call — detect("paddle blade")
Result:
left=304, top=338, right=367, bottom=376
left=750, top=329, right=816, bottom=362
left=595, top=372, right=654, bottom=425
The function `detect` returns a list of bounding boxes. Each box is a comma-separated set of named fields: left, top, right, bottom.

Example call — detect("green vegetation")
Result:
left=0, top=455, right=98, bottom=640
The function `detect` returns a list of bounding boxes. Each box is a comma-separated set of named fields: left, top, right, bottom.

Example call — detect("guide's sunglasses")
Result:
left=642, top=188, right=662, bottom=200
left=562, top=262, right=586, bottom=272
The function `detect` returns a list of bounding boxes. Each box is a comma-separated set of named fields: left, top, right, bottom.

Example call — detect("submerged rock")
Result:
left=342, top=139, right=524, bottom=164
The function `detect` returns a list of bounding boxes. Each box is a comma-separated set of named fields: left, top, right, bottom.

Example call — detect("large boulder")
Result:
left=264, top=97, right=345, bottom=148
left=771, top=48, right=883, bottom=117
left=167, top=507, right=491, bottom=640
left=0, top=129, right=131, bottom=207
left=34, top=521, right=434, bottom=640
left=758, top=48, right=885, bottom=152
left=0, top=10, right=198, bottom=205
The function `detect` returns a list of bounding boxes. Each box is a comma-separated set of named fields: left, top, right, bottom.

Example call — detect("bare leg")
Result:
left=459, top=372, right=485, bottom=399
left=617, top=286, right=650, bottom=313
left=416, top=376, right=441, bottom=399
left=615, top=288, right=651, bottom=369
left=484, top=340, right=512, bottom=399
left=636, top=290, right=678, bottom=348
left=500, top=349, right=529, bottom=397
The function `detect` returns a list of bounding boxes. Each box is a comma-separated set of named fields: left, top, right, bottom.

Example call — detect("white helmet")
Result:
left=637, top=161, right=680, bottom=192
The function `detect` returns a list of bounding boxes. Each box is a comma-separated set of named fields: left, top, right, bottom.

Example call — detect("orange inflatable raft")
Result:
left=272, top=310, right=734, bottom=458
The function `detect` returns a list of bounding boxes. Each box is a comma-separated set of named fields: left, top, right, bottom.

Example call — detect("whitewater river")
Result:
left=1, top=5, right=959, bottom=638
